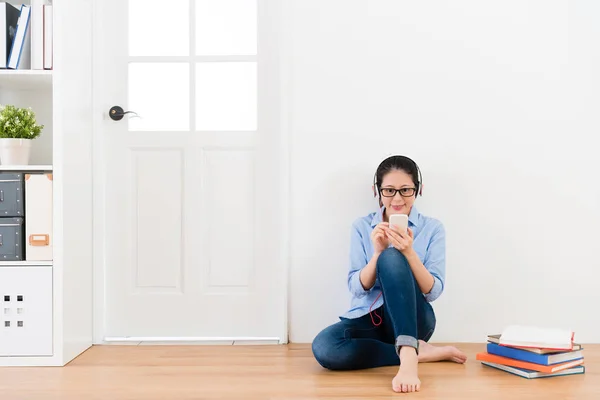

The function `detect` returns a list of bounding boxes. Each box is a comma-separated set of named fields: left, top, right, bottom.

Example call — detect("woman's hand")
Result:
left=371, top=222, right=389, bottom=254
left=386, top=226, right=414, bottom=255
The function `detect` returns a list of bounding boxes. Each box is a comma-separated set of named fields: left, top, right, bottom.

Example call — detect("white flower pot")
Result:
left=0, top=138, right=33, bottom=165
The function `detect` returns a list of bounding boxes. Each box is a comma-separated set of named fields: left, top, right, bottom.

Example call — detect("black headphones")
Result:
left=372, top=155, right=423, bottom=199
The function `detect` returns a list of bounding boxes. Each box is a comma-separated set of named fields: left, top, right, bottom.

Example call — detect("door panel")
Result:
left=132, top=148, right=184, bottom=291
left=203, top=149, right=255, bottom=288
left=94, top=0, right=284, bottom=340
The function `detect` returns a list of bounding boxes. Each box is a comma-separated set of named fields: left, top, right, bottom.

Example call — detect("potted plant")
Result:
left=0, top=104, right=43, bottom=165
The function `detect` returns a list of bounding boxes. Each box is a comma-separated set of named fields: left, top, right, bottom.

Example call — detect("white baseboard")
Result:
left=102, top=336, right=282, bottom=345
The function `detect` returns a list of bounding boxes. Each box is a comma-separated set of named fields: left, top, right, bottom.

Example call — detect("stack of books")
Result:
left=476, top=325, right=585, bottom=379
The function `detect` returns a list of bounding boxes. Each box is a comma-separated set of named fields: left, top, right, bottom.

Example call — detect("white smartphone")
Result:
left=389, top=214, right=408, bottom=233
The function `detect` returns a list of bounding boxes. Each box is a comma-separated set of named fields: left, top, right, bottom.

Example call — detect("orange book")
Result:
left=476, top=352, right=584, bottom=373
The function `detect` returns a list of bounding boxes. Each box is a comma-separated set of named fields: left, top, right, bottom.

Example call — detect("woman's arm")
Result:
left=359, top=251, right=380, bottom=290
left=349, top=221, right=389, bottom=294
left=403, top=249, right=435, bottom=294
left=347, top=223, right=372, bottom=297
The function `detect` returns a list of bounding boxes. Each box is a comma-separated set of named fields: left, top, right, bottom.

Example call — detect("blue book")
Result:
left=487, top=342, right=584, bottom=366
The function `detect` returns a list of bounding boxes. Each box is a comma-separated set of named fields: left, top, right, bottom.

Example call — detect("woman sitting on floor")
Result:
left=311, top=155, right=467, bottom=394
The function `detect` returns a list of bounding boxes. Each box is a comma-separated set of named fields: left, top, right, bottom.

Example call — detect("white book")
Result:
left=43, top=4, right=51, bottom=69
left=30, top=0, right=44, bottom=69
left=499, top=325, right=574, bottom=350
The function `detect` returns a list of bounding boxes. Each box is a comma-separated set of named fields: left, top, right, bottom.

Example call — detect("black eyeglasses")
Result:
left=380, top=187, right=416, bottom=197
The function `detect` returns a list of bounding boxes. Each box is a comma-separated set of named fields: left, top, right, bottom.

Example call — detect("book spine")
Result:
left=487, top=343, right=548, bottom=365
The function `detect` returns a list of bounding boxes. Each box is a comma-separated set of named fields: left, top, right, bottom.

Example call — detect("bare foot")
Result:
left=417, top=340, right=468, bottom=364
left=392, top=346, right=420, bottom=393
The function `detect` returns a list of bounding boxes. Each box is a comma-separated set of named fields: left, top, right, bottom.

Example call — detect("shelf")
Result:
left=0, top=261, right=52, bottom=266
left=0, top=70, right=52, bottom=90
left=0, top=165, right=52, bottom=171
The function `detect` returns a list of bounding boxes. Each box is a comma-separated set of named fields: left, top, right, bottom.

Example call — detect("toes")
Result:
left=452, top=353, right=467, bottom=363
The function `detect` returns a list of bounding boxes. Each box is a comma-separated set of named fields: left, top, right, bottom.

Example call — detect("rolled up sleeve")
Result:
left=423, top=223, right=446, bottom=302
left=347, top=222, right=371, bottom=298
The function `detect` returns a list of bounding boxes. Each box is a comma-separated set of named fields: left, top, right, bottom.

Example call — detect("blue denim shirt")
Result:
left=342, top=205, right=446, bottom=319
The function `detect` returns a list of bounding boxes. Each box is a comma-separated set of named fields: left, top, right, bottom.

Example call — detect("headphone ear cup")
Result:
left=372, top=173, right=378, bottom=198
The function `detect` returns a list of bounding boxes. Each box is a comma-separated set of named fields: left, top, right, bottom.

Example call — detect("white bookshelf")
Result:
left=0, top=165, right=52, bottom=171
left=0, top=0, right=94, bottom=367
left=0, top=70, right=52, bottom=90
left=0, top=261, right=52, bottom=266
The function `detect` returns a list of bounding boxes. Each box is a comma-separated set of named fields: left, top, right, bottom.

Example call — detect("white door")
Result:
left=92, top=0, right=287, bottom=342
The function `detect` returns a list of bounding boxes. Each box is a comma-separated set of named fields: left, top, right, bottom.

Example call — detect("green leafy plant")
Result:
left=0, top=104, right=43, bottom=139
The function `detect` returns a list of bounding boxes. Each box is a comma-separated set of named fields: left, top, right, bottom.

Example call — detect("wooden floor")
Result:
left=0, top=343, right=597, bottom=399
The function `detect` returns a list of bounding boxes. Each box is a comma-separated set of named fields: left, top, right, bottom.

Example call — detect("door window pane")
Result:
left=195, top=62, right=256, bottom=131
left=195, top=0, right=257, bottom=55
left=128, top=63, right=190, bottom=131
left=129, top=0, right=190, bottom=56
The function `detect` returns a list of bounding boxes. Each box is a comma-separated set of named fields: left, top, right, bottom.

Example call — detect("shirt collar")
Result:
left=371, top=205, right=421, bottom=228
left=371, top=206, right=384, bottom=227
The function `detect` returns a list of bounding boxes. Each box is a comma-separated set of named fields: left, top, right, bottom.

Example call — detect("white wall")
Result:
left=288, top=0, right=600, bottom=343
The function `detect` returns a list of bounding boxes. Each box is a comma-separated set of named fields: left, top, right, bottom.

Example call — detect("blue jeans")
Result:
left=311, top=248, right=436, bottom=370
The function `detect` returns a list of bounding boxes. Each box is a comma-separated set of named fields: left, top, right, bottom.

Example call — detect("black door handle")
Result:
left=109, top=105, right=139, bottom=121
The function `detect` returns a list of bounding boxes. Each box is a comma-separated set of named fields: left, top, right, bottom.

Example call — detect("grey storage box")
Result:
left=0, top=217, right=24, bottom=261
left=0, top=173, right=24, bottom=217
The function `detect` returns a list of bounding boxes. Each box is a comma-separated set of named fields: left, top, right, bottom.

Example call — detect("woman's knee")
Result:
left=376, top=247, right=411, bottom=278
left=312, top=328, right=338, bottom=370
left=311, top=324, right=351, bottom=370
